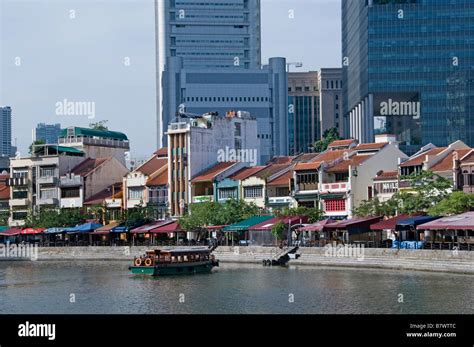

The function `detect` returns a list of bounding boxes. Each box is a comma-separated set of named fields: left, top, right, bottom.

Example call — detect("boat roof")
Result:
left=149, top=248, right=212, bottom=255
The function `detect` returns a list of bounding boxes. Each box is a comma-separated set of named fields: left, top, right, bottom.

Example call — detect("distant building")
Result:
left=0, top=106, right=12, bottom=157
left=319, top=68, right=344, bottom=137
left=33, top=123, right=62, bottom=144
left=155, top=0, right=262, bottom=148
left=162, top=56, right=288, bottom=162
left=167, top=111, right=258, bottom=216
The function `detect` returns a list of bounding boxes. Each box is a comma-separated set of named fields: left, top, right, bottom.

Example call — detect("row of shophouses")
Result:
left=1, top=119, right=474, bottom=227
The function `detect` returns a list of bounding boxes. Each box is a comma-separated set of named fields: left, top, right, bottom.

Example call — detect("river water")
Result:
left=0, top=261, right=472, bottom=314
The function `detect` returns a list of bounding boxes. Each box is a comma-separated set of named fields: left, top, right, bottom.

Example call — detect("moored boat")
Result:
left=129, top=247, right=219, bottom=276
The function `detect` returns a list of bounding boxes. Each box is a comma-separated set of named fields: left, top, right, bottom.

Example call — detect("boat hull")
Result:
left=129, top=260, right=219, bottom=276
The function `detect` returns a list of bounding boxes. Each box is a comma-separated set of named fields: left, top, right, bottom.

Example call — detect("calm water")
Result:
left=0, top=261, right=472, bottom=314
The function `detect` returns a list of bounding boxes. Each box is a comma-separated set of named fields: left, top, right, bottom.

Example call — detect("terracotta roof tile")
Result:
left=355, top=142, right=387, bottom=151
left=292, top=153, right=320, bottom=163
left=71, top=158, right=110, bottom=176
left=315, top=149, right=352, bottom=163
left=294, top=162, right=322, bottom=171
left=267, top=156, right=295, bottom=164
left=328, top=139, right=357, bottom=148
left=267, top=170, right=293, bottom=186
left=373, top=170, right=398, bottom=181
left=229, top=166, right=267, bottom=180
left=326, top=155, right=371, bottom=173
left=255, top=164, right=292, bottom=179
left=0, top=183, right=9, bottom=200
left=400, top=147, right=446, bottom=167
left=460, top=150, right=474, bottom=164
left=154, top=147, right=168, bottom=157
left=135, top=156, right=168, bottom=176
left=192, top=162, right=237, bottom=182
left=430, top=149, right=472, bottom=172
left=147, top=166, right=168, bottom=186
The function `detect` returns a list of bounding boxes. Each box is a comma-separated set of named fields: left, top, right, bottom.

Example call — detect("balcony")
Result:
left=59, top=136, right=130, bottom=150
left=193, top=195, right=213, bottom=203
left=60, top=175, right=83, bottom=187
left=9, top=198, right=29, bottom=207
left=268, top=196, right=293, bottom=206
left=7, top=177, right=28, bottom=187
left=148, top=197, right=167, bottom=206
left=38, top=176, right=58, bottom=185
left=60, top=197, right=82, bottom=208
left=37, top=197, right=59, bottom=205
left=105, top=199, right=122, bottom=208
left=320, top=182, right=350, bottom=193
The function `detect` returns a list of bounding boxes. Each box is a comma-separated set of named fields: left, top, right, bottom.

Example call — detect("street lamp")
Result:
left=286, top=62, right=303, bottom=72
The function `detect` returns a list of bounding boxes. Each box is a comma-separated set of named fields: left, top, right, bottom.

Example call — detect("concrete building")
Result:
left=372, top=170, right=399, bottom=202
left=162, top=56, right=288, bottom=162
left=156, top=0, right=262, bottom=148
left=58, top=127, right=130, bottom=166
left=123, top=148, right=169, bottom=220
left=33, top=123, right=62, bottom=144
left=167, top=111, right=258, bottom=216
left=0, top=174, right=9, bottom=225
left=0, top=106, right=12, bottom=157
left=342, top=0, right=474, bottom=154
left=459, top=150, right=474, bottom=193
left=319, top=68, right=344, bottom=137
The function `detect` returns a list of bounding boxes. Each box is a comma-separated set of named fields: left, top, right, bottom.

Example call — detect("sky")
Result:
left=0, top=0, right=341, bottom=158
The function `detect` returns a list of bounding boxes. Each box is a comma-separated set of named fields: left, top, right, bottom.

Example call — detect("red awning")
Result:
left=20, top=228, right=44, bottom=235
left=249, top=216, right=308, bottom=231
left=130, top=220, right=175, bottom=234
left=417, top=212, right=474, bottom=231
left=298, top=219, right=336, bottom=232
left=325, top=216, right=382, bottom=230
left=205, top=225, right=227, bottom=230
left=150, top=221, right=184, bottom=234
left=0, top=228, right=22, bottom=236
left=370, top=214, right=418, bottom=231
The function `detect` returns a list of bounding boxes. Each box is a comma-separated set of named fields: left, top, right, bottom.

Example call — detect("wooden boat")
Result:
left=129, top=247, right=219, bottom=276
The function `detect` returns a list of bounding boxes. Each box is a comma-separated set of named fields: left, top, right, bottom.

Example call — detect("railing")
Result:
left=321, top=182, right=349, bottom=192
left=7, top=177, right=28, bottom=187
left=59, top=136, right=129, bottom=149
left=193, top=195, right=213, bottom=203
left=268, top=196, right=293, bottom=204
left=60, top=176, right=82, bottom=187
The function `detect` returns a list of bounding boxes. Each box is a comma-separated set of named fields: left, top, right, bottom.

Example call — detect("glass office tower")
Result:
left=342, top=0, right=474, bottom=154
left=0, top=106, right=12, bottom=157
left=156, top=0, right=261, bottom=148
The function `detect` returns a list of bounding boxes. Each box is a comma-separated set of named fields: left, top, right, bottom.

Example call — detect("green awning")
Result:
left=319, top=193, right=345, bottom=200
left=0, top=226, right=8, bottom=232
left=55, top=146, right=84, bottom=154
left=223, top=216, right=274, bottom=232
left=60, top=127, right=128, bottom=141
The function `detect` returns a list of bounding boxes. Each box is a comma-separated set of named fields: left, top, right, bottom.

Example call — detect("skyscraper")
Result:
left=155, top=0, right=262, bottom=148
left=0, top=106, right=12, bottom=157
left=33, top=123, right=62, bottom=144
left=342, top=0, right=474, bottom=154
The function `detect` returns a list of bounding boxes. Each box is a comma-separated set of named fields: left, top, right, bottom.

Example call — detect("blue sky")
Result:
left=0, top=0, right=341, bottom=158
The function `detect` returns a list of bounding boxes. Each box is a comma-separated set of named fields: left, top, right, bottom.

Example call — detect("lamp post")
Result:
left=286, top=62, right=303, bottom=73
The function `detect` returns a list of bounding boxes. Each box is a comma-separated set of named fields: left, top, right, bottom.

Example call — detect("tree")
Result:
left=28, top=140, right=45, bottom=154
left=271, top=220, right=287, bottom=244
left=354, top=197, right=398, bottom=217
left=0, top=210, right=9, bottom=226
left=428, top=191, right=474, bottom=216
left=123, top=203, right=154, bottom=229
left=275, top=206, right=323, bottom=223
left=25, top=207, right=87, bottom=229
left=89, top=120, right=109, bottom=131
left=313, top=128, right=341, bottom=153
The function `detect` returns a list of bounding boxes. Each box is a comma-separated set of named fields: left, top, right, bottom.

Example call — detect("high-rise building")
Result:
left=33, top=123, right=62, bottom=144
left=0, top=106, right=12, bottom=157
left=342, top=0, right=474, bottom=155
left=288, top=69, right=343, bottom=155
left=155, top=0, right=262, bottom=148
left=162, top=56, right=288, bottom=163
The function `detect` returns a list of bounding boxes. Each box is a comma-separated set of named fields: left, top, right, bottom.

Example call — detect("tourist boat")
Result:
left=129, top=247, right=219, bottom=276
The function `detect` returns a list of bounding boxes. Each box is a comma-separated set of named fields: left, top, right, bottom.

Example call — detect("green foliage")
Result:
left=178, top=199, right=260, bottom=232
left=0, top=210, right=9, bottom=225
left=123, top=203, right=154, bottom=228
left=89, top=120, right=109, bottom=131
left=271, top=220, right=287, bottom=241
left=428, top=191, right=474, bottom=216
left=354, top=197, right=398, bottom=218
left=25, top=208, right=87, bottom=229
left=313, top=128, right=341, bottom=153
left=28, top=140, right=45, bottom=154
left=275, top=206, right=323, bottom=223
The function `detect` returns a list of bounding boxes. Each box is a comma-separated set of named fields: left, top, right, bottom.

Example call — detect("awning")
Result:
left=298, top=219, right=336, bottom=232
left=0, top=228, right=22, bottom=236
left=248, top=216, right=309, bottom=231
left=370, top=214, right=417, bottom=231
left=65, top=222, right=103, bottom=233
left=325, top=216, right=382, bottom=230
left=319, top=193, right=346, bottom=200
left=417, top=212, right=474, bottom=231
left=223, top=216, right=274, bottom=232
left=204, top=225, right=227, bottom=230
left=95, top=222, right=121, bottom=232
left=130, top=220, right=174, bottom=234
left=44, top=228, right=66, bottom=234
left=150, top=221, right=184, bottom=234
left=110, top=226, right=129, bottom=233
left=396, top=216, right=441, bottom=231
left=0, top=226, right=8, bottom=232
left=20, top=228, right=44, bottom=235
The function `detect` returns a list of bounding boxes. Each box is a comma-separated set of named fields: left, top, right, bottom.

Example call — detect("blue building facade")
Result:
left=156, top=0, right=261, bottom=147
left=342, top=0, right=474, bottom=154
left=34, top=123, right=62, bottom=144
left=0, top=106, right=12, bottom=157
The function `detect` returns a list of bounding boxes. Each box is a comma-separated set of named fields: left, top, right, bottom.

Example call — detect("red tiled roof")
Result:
left=147, top=166, right=168, bottom=186
left=230, top=166, right=267, bottom=180
left=294, top=161, right=322, bottom=171
left=154, top=147, right=168, bottom=157
left=267, top=156, right=295, bottom=164
left=328, top=139, right=357, bottom=148
left=255, top=164, right=291, bottom=179
left=292, top=153, right=320, bottom=163
left=326, top=155, right=371, bottom=173
left=135, top=156, right=168, bottom=176
left=355, top=142, right=387, bottom=151
left=71, top=158, right=110, bottom=176
left=460, top=150, right=474, bottom=164
left=267, top=170, right=293, bottom=186
left=373, top=170, right=398, bottom=181
left=400, top=147, right=446, bottom=167
left=192, top=162, right=236, bottom=182
left=0, top=184, right=9, bottom=200
left=315, top=149, right=352, bottom=163
left=430, top=149, right=472, bottom=172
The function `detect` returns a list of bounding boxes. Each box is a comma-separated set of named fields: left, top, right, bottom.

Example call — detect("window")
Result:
left=244, top=186, right=263, bottom=198
left=61, top=188, right=80, bottom=198
left=128, top=187, right=144, bottom=200
left=40, top=167, right=56, bottom=177
left=219, top=188, right=237, bottom=200
left=40, top=189, right=57, bottom=200
left=324, top=199, right=345, bottom=212
left=12, top=190, right=28, bottom=199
